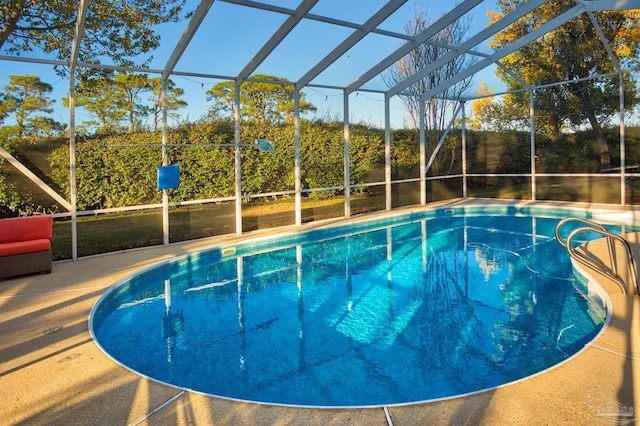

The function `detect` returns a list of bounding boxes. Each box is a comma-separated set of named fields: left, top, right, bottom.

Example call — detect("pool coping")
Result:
left=1, top=198, right=639, bottom=425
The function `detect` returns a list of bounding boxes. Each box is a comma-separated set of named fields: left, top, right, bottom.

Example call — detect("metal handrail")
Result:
left=566, top=227, right=638, bottom=295
left=556, top=217, right=616, bottom=278
left=556, top=217, right=639, bottom=295
left=556, top=217, right=609, bottom=248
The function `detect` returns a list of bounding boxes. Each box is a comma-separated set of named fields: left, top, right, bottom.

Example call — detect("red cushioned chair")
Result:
left=0, top=216, right=53, bottom=279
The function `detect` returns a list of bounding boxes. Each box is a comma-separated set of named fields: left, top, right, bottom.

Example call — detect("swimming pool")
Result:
left=90, top=205, right=624, bottom=407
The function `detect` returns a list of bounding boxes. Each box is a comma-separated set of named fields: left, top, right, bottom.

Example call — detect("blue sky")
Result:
left=0, top=0, right=504, bottom=129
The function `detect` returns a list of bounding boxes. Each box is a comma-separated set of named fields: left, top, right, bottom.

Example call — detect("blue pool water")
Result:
left=90, top=206, right=624, bottom=407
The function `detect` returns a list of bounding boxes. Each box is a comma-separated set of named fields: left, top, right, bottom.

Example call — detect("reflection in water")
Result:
left=163, top=279, right=184, bottom=363
left=94, top=212, right=609, bottom=406
left=475, top=245, right=502, bottom=281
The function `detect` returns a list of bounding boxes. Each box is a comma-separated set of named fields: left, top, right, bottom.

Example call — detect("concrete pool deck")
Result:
left=1, top=199, right=639, bottom=425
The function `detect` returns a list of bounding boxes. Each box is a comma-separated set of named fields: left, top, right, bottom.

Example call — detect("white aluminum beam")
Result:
left=219, top=0, right=414, bottom=41
left=461, top=101, right=467, bottom=198
left=343, top=91, right=351, bottom=218
left=421, top=39, right=492, bottom=61
left=582, top=0, right=640, bottom=11
left=425, top=102, right=464, bottom=174
left=419, top=99, right=426, bottom=205
left=620, top=74, right=626, bottom=205
left=236, top=0, right=319, bottom=84
left=497, top=62, right=531, bottom=89
left=387, top=0, right=546, bottom=99
left=164, top=0, right=215, bottom=75
left=419, top=4, right=585, bottom=101
left=530, top=91, right=536, bottom=200
left=68, top=0, right=89, bottom=261
left=0, top=55, right=67, bottom=67
left=384, top=96, right=391, bottom=211
left=587, top=11, right=622, bottom=73
left=161, top=78, right=170, bottom=246
left=70, top=0, right=89, bottom=69
left=0, top=147, right=72, bottom=211
left=234, top=83, right=242, bottom=234
left=346, top=0, right=483, bottom=94
left=294, top=90, right=302, bottom=225
left=296, top=0, right=407, bottom=90
left=415, top=41, right=528, bottom=95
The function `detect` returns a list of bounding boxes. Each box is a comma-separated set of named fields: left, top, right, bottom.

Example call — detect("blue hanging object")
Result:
left=157, top=164, right=180, bottom=189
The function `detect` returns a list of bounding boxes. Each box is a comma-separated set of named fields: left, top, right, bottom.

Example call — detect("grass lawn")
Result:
left=51, top=194, right=388, bottom=260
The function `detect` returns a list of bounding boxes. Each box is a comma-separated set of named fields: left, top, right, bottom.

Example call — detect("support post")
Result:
left=69, top=71, right=78, bottom=260
left=161, top=77, right=170, bottom=245
left=234, top=83, right=242, bottom=234
left=67, top=0, right=88, bottom=261
left=530, top=89, right=536, bottom=200
left=419, top=99, right=426, bottom=204
left=344, top=91, right=351, bottom=218
left=294, top=90, right=302, bottom=225
left=385, top=95, right=392, bottom=211
left=620, top=74, right=626, bottom=205
left=461, top=101, right=467, bottom=198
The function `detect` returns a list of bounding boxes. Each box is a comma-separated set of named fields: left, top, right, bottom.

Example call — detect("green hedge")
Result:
left=48, top=119, right=393, bottom=210
left=13, top=120, right=635, bottom=215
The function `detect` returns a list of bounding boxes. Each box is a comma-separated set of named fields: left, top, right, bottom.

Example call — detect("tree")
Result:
left=0, top=0, right=188, bottom=72
left=148, top=77, right=187, bottom=131
left=206, top=74, right=316, bottom=124
left=0, top=89, right=12, bottom=123
left=0, top=75, right=64, bottom=143
left=469, top=82, right=528, bottom=132
left=488, top=1, right=640, bottom=168
left=383, top=5, right=474, bottom=177
left=66, top=75, right=127, bottom=134
left=469, top=82, right=497, bottom=131
left=114, top=74, right=152, bottom=132
left=68, top=73, right=188, bottom=134
left=383, top=6, right=475, bottom=132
